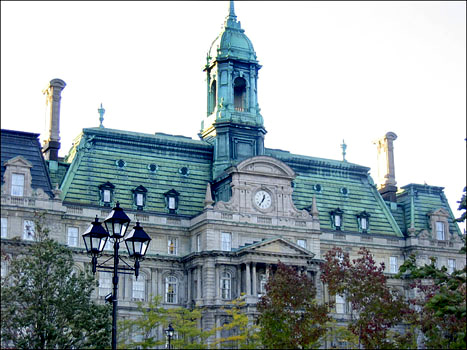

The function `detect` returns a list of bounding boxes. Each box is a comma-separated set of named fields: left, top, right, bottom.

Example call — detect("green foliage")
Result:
left=455, top=186, right=466, bottom=223
left=257, top=261, right=331, bottom=349
left=166, top=306, right=212, bottom=349
left=397, top=251, right=466, bottom=349
left=321, top=247, right=410, bottom=349
left=0, top=212, right=111, bottom=349
left=118, top=295, right=167, bottom=349
left=212, top=295, right=261, bottom=349
left=118, top=295, right=212, bottom=349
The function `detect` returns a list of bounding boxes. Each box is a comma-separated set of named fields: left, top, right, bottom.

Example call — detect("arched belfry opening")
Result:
left=208, top=80, right=217, bottom=115
left=233, top=77, right=246, bottom=112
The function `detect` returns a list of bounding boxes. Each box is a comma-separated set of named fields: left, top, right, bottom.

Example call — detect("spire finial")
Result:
left=341, top=139, right=347, bottom=162
left=98, top=103, right=105, bottom=128
left=229, top=0, right=236, bottom=17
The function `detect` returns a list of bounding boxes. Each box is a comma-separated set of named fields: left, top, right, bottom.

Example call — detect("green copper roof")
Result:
left=396, top=184, right=462, bottom=236
left=266, top=148, right=403, bottom=237
left=208, top=1, right=257, bottom=64
left=60, top=128, right=213, bottom=217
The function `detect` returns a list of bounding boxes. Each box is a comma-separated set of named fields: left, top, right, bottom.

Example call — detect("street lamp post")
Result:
left=82, top=202, right=151, bottom=350
left=165, top=324, right=175, bottom=349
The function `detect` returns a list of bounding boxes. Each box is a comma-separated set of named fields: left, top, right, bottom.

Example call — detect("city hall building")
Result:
left=1, top=2, right=464, bottom=346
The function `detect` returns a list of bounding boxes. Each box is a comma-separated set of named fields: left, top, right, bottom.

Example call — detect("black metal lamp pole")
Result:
left=165, top=324, right=174, bottom=349
left=83, top=202, right=151, bottom=350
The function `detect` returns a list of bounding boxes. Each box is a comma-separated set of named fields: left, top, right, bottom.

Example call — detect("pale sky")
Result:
left=1, top=1, right=466, bottom=230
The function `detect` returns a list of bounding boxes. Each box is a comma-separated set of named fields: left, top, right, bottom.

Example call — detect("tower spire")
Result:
left=225, top=0, right=239, bottom=28
left=229, top=0, right=236, bottom=18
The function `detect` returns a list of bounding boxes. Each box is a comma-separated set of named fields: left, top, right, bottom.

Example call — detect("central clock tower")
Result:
left=200, top=1, right=266, bottom=180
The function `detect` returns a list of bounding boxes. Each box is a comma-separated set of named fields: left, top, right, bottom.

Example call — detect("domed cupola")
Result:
left=208, top=2, right=258, bottom=64
left=200, top=1, right=266, bottom=180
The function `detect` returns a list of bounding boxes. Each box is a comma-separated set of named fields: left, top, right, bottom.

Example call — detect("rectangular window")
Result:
left=336, top=294, right=345, bottom=314
left=132, top=276, right=145, bottom=300
left=168, top=237, right=178, bottom=255
left=297, top=239, right=306, bottom=249
left=436, top=222, right=445, bottom=240
left=390, top=256, right=398, bottom=273
left=103, top=189, right=111, bottom=203
left=168, top=197, right=176, bottom=210
left=98, top=272, right=112, bottom=297
left=361, top=218, right=368, bottom=231
left=166, top=277, right=177, bottom=304
left=11, top=173, right=25, bottom=197
left=221, top=232, right=231, bottom=251
left=448, top=259, right=456, bottom=274
left=197, top=234, right=201, bottom=252
left=23, top=220, right=35, bottom=241
left=1, top=218, right=7, bottom=238
left=136, top=193, right=144, bottom=207
left=67, top=226, right=79, bottom=247
left=335, top=215, right=341, bottom=228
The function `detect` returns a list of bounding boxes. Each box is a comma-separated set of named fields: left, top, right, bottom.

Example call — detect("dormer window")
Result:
left=357, top=211, right=371, bottom=233
left=98, top=182, right=115, bottom=207
left=330, top=208, right=344, bottom=230
left=11, top=173, right=25, bottom=197
left=436, top=221, right=445, bottom=240
left=164, top=189, right=180, bottom=214
left=428, top=208, right=449, bottom=241
left=132, top=185, right=148, bottom=210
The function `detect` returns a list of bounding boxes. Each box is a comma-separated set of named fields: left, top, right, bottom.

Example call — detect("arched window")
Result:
left=165, top=276, right=178, bottom=304
left=132, top=275, right=146, bottom=300
left=209, top=80, right=217, bottom=114
left=220, top=271, right=231, bottom=300
left=233, top=77, right=246, bottom=112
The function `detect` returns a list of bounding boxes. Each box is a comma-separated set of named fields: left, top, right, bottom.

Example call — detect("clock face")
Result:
left=254, top=190, right=272, bottom=209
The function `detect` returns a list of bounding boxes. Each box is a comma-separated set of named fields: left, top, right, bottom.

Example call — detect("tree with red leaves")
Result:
left=321, top=247, right=410, bottom=349
left=256, top=261, right=332, bottom=349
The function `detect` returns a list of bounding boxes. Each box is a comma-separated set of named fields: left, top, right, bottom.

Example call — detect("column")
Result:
left=151, top=268, right=157, bottom=299
left=245, top=262, right=251, bottom=296
left=236, top=265, right=242, bottom=298
left=157, top=268, right=163, bottom=299
left=197, top=266, right=202, bottom=300
left=252, top=263, right=257, bottom=296
left=215, top=264, right=220, bottom=299
left=187, top=268, right=192, bottom=303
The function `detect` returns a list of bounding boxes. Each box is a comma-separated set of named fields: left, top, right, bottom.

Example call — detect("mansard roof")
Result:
left=266, top=148, right=403, bottom=237
left=396, top=183, right=462, bottom=236
left=60, top=127, right=213, bottom=216
left=1, top=129, right=54, bottom=198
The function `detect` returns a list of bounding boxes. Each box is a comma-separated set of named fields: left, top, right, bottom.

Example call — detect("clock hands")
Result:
left=259, top=194, right=265, bottom=205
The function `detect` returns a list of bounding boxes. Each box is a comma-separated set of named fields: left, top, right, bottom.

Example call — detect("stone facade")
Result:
left=1, top=2, right=464, bottom=348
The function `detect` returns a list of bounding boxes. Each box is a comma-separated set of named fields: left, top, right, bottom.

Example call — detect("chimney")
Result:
left=42, top=78, right=66, bottom=161
left=374, top=131, right=398, bottom=202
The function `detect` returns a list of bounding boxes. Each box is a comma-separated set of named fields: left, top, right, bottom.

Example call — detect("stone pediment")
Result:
left=238, top=237, right=314, bottom=258
left=235, top=156, right=295, bottom=179
left=4, top=155, right=33, bottom=168
left=428, top=208, right=449, bottom=218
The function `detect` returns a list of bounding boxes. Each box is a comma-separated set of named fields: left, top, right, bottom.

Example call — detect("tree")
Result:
left=396, top=190, right=466, bottom=349
left=257, top=261, right=331, bottom=349
left=0, top=212, right=111, bottom=349
left=118, top=295, right=167, bottom=349
left=212, top=294, right=261, bottom=349
left=118, top=295, right=212, bottom=349
left=321, top=247, right=410, bottom=349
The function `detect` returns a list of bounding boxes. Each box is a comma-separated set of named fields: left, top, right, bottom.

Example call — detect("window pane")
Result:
left=221, top=232, right=231, bottom=251
left=297, top=239, right=306, bottom=248
left=168, top=197, right=176, bottom=209
left=1, top=218, right=7, bottom=238
left=197, top=235, right=201, bottom=252
left=168, top=238, right=177, bottom=255
left=132, top=276, right=145, bottom=300
left=335, top=215, right=341, bottom=227
left=336, top=294, right=345, bottom=314
left=448, top=259, right=455, bottom=274
left=99, top=272, right=112, bottom=297
left=67, top=227, right=79, bottom=247
left=221, top=272, right=231, bottom=299
left=23, top=220, right=35, bottom=241
left=136, top=193, right=144, bottom=206
left=11, top=173, right=25, bottom=196
left=361, top=218, right=367, bottom=230
left=436, top=222, right=445, bottom=240
left=103, top=189, right=111, bottom=203
left=166, top=276, right=177, bottom=303
left=390, top=256, right=398, bottom=273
